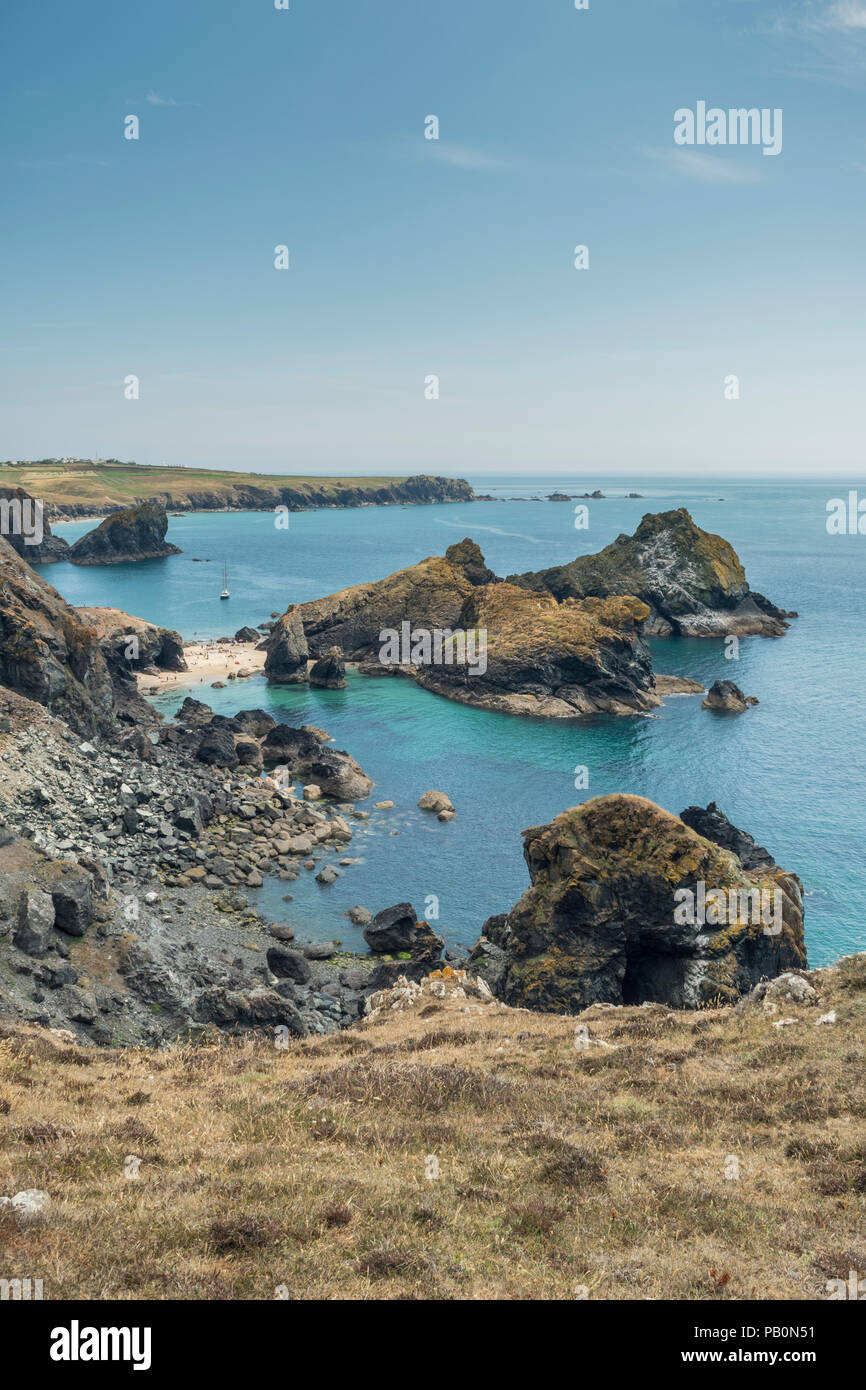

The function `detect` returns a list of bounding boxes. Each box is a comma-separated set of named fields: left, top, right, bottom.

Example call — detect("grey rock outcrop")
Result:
left=309, top=646, right=347, bottom=689
left=0, top=535, right=114, bottom=735
left=263, top=607, right=309, bottom=684
left=702, top=680, right=758, bottom=713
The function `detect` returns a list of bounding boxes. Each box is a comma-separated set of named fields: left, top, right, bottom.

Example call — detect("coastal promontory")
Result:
left=0, top=460, right=475, bottom=519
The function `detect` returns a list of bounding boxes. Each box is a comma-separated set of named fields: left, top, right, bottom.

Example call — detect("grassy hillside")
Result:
left=0, top=461, right=468, bottom=518
left=1, top=958, right=864, bottom=1300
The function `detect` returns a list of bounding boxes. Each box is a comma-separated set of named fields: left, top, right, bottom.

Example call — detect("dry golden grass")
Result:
left=1, top=955, right=865, bottom=1301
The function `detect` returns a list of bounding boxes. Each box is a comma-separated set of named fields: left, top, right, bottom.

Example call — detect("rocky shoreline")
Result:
left=0, top=505, right=811, bottom=1052
left=0, top=683, right=462, bottom=1045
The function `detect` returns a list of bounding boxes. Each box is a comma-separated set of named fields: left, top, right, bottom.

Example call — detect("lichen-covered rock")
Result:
left=294, top=542, right=659, bottom=718
left=416, top=582, right=658, bottom=717
left=69, top=500, right=181, bottom=565
left=263, top=606, right=309, bottom=684
left=739, top=972, right=818, bottom=1010
left=0, top=534, right=115, bottom=735
left=444, top=538, right=498, bottom=587
left=509, top=509, right=791, bottom=638
left=296, top=554, right=476, bottom=660
left=470, top=794, right=806, bottom=1013
left=0, top=1189, right=52, bottom=1225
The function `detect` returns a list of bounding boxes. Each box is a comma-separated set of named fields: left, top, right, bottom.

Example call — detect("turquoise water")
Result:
left=44, top=477, right=866, bottom=966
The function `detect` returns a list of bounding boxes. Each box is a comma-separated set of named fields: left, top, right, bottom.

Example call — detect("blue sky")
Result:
left=2, top=0, right=865, bottom=475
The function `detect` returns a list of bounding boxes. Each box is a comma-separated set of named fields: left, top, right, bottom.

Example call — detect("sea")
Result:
left=41, top=475, right=866, bottom=966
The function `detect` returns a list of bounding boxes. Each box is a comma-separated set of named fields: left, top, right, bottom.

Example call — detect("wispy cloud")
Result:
left=427, top=142, right=514, bottom=172
left=641, top=146, right=760, bottom=184
left=803, top=1, right=866, bottom=29
left=145, top=90, right=177, bottom=106
left=766, top=2, right=866, bottom=82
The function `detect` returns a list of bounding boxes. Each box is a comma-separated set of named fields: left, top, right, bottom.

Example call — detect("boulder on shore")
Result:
left=363, top=902, right=445, bottom=983
left=259, top=723, right=372, bottom=799
left=177, top=696, right=215, bottom=726
left=470, top=794, right=806, bottom=1013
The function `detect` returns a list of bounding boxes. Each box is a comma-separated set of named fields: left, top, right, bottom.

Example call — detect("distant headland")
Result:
left=0, top=459, right=475, bottom=520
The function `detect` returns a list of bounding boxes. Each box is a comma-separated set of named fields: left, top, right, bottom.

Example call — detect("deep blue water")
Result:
left=43, top=476, right=866, bottom=966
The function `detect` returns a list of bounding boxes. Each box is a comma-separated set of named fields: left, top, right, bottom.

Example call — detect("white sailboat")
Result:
left=220, top=563, right=230, bottom=599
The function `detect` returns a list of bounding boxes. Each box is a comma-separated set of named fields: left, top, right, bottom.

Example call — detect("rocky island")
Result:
left=284, top=513, right=794, bottom=718
left=291, top=538, right=659, bottom=717
left=68, top=499, right=182, bottom=565
left=508, top=508, right=793, bottom=637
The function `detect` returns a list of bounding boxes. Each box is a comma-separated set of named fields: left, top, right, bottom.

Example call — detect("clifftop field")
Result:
left=0, top=461, right=473, bottom=519
left=1, top=957, right=864, bottom=1301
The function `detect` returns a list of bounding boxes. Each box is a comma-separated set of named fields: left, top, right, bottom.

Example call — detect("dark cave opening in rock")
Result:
left=622, top=949, right=689, bottom=1008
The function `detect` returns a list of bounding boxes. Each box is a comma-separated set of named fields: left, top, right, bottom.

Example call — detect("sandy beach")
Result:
left=137, top=639, right=266, bottom=693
